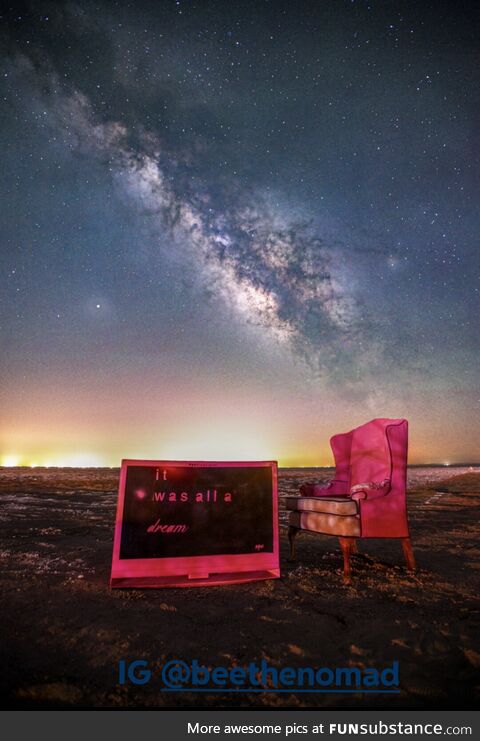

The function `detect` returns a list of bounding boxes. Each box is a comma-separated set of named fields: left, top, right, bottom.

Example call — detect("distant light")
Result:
left=96, top=304, right=101, bottom=309
left=444, top=462, right=450, bottom=466
left=2, top=455, right=20, bottom=467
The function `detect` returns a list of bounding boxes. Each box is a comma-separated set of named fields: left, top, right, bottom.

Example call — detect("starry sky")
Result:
left=1, top=0, right=479, bottom=467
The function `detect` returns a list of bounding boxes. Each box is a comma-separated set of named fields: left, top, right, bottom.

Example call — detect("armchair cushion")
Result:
left=286, top=496, right=358, bottom=516
left=350, top=478, right=390, bottom=501
left=289, top=510, right=360, bottom=537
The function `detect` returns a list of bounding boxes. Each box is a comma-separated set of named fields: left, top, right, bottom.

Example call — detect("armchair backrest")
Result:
left=329, top=418, right=409, bottom=537
left=350, top=418, right=396, bottom=487
left=329, top=418, right=408, bottom=491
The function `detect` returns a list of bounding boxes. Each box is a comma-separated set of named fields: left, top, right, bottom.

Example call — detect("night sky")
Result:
left=1, top=1, right=479, bottom=466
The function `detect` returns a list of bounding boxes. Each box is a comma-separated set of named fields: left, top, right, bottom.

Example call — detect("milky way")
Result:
left=1, top=1, right=479, bottom=465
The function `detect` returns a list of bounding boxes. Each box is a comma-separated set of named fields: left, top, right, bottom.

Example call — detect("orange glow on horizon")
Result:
left=1, top=445, right=477, bottom=469
left=1, top=370, right=479, bottom=468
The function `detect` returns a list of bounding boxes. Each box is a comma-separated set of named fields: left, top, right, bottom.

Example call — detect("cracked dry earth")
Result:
left=0, top=467, right=479, bottom=709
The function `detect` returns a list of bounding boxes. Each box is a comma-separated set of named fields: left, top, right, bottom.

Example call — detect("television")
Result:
left=110, top=459, right=280, bottom=587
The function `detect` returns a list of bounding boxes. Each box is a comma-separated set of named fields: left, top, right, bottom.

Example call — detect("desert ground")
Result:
left=0, top=467, right=479, bottom=709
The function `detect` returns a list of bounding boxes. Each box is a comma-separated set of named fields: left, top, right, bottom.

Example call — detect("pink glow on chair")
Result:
left=288, top=418, right=414, bottom=582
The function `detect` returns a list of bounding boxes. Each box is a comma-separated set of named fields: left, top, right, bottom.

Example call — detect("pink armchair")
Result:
left=287, top=418, right=415, bottom=583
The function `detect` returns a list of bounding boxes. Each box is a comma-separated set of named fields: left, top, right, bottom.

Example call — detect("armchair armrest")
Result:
left=350, top=479, right=391, bottom=501
left=300, top=479, right=349, bottom=497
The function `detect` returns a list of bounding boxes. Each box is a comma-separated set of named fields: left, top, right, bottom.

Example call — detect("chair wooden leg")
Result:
left=350, top=539, right=358, bottom=554
left=401, top=538, right=416, bottom=570
left=288, top=526, right=299, bottom=562
left=338, top=537, right=352, bottom=584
